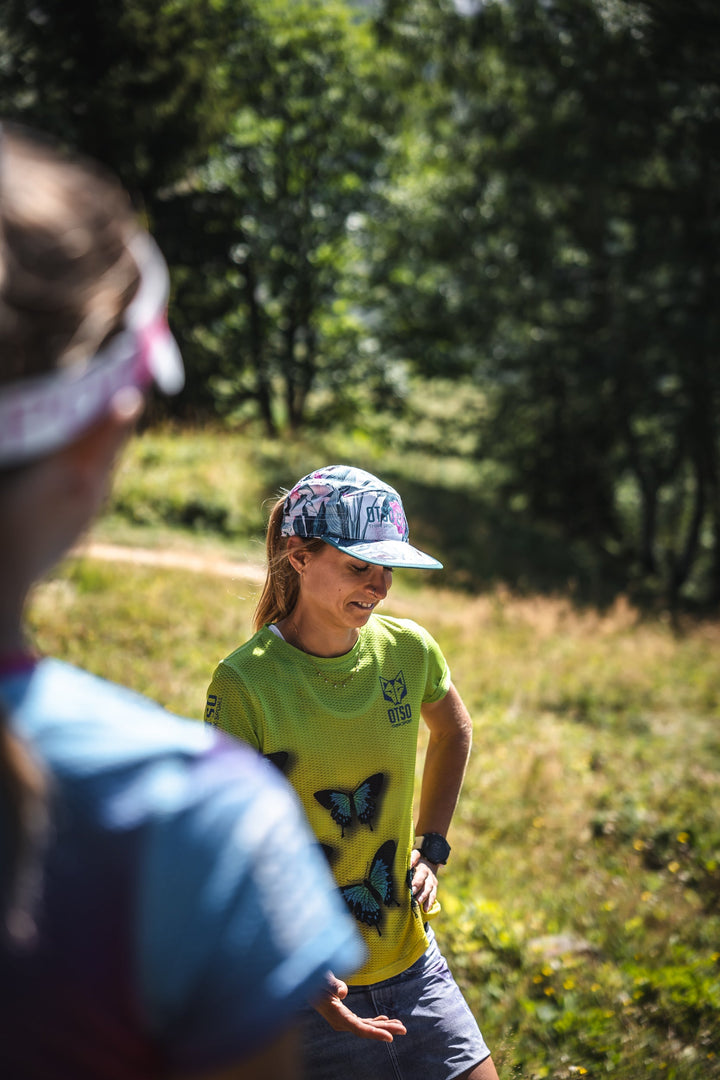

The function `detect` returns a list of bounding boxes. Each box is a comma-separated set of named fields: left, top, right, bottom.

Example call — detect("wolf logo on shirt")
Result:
left=381, top=672, right=412, bottom=726
left=380, top=672, right=407, bottom=706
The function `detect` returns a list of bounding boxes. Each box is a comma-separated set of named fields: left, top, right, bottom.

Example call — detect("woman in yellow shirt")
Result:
left=206, top=465, right=500, bottom=1080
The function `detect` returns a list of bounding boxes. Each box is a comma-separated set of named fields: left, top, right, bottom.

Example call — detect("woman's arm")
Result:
left=418, top=681, right=472, bottom=837
left=412, top=682, right=473, bottom=911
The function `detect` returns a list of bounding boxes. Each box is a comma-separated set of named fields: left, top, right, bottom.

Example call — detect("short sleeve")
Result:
left=135, top=736, right=364, bottom=1074
left=204, top=660, right=263, bottom=748
left=416, top=623, right=451, bottom=704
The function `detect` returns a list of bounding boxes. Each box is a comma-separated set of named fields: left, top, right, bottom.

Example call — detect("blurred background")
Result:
left=4, top=2, right=720, bottom=1076
left=3, top=0, right=720, bottom=612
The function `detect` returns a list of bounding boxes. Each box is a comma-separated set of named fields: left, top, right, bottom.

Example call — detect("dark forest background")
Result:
left=3, top=0, right=719, bottom=611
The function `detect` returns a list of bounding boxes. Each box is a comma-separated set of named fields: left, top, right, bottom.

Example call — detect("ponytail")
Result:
left=0, top=701, right=47, bottom=945
left=253, top=498, right=324, bottom=632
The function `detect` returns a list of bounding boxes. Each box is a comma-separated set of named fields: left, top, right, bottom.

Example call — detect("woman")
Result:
left=0, top=125, right=363, bottom=1079
left=205, top=465, right=500, bottom=1080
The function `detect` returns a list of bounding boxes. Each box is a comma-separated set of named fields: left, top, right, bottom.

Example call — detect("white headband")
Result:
left=0, top=231, right=184, bottom=466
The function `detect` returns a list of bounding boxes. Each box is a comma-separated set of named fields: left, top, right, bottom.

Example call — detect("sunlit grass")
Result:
left=27, top=549, right=720, bottom=1079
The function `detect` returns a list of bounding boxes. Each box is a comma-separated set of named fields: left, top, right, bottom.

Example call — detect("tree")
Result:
left=0, top=0, right=400, bottom=433
left=0, top=0, right=234, bottom=198
left=157, top=0, right=399, bottom=434
left=372, top=0, right=720, bottom=608
left=0, top=0, right=240, bottom=423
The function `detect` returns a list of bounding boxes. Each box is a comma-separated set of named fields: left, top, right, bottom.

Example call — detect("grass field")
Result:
left=26, top=426, right=720, bottom=1079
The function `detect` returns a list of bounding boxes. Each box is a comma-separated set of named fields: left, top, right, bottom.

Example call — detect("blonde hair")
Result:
left=253, top=498, right=325, bottom=631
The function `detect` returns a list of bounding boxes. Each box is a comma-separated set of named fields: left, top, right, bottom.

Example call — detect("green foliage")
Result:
left=371, top=0, right=720, bottom=611
left=102, top=422, right=630, bottom=602
left=4, top=0, right=720, bottom=610
left=159, top=0, right=400, bottom=431
left=0, top=0, right=234, bottom=195
left=104, top=423, right=400, bottom=552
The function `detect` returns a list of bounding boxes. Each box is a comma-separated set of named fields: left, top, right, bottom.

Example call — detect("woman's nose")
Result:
left=369, top=569, right=392, bottom=599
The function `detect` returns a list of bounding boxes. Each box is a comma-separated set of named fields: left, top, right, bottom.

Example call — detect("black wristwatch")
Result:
left=416, top=832, right=451, bottom=865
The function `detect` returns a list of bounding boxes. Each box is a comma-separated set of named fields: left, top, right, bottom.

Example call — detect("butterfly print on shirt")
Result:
left=264, top=750, right=292, bottom=775
left=319, top=842, right=339, bottom=866
left=314, top=772, right=385, bottom=837
left=339, top=839, right=400, bottom=935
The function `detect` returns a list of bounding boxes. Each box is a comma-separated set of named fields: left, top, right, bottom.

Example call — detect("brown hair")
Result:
left=253, top=497, right=325, bottom=632
left=0, top=124, right=140, bottom=386
left=0, top=125, right=141, bottom=940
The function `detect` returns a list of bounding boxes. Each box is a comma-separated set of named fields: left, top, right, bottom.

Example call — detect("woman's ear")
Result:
left=286, top=536, right=313, bottom=575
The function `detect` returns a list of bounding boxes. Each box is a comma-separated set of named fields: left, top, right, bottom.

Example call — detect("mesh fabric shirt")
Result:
left=205, top=614, right=451, bottom=985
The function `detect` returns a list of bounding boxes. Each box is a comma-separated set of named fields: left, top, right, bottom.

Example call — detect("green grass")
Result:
left=25, top=425, right=720, bottom=1078
left=27, top=555, right=720, bottom=1079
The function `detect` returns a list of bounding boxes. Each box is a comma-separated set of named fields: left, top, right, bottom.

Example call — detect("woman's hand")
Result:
left=409, top=849, right=440, bottom=913
left=312, top=972, right=407, bottom=1042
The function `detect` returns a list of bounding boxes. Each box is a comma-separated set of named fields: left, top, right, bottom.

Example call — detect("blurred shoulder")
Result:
left=5, top=658, right=298, bottom=838
left=6, top=658, right=234, bottom=780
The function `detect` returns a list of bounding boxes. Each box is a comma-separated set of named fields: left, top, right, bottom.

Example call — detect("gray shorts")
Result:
left=300, top=929, right=492, bottom=1080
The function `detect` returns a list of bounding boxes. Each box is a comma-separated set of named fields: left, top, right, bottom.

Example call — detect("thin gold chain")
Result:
left=309, top=655, right=360, bottom=689
left=288, top=621, right=361, bottom=689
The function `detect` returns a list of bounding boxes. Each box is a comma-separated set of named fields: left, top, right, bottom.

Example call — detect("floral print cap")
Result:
left=280, top=465, right=443, bottom=570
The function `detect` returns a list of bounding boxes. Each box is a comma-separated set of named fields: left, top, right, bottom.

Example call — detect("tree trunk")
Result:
left=664, top=459, right=706, bottom=613
left=243, top=260, right=276, bottom=437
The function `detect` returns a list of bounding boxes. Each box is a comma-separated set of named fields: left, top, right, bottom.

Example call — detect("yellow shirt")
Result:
left=204, top=614, right=450, bottom=984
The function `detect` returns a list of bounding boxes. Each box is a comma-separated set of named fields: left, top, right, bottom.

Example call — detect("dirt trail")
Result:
left=75, top=541, right=267, bottom=583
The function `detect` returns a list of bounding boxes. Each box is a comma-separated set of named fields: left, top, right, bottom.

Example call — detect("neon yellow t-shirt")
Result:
left=204, top=614, right=451, bottom=985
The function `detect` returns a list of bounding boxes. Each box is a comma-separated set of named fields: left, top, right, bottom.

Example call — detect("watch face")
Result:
left=421, top=833, right=451, bottom=864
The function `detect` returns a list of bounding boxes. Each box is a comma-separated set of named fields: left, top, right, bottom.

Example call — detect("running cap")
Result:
left=281, top=465, right=443, bottom=570
left=0, top=231, right=184, bottom=466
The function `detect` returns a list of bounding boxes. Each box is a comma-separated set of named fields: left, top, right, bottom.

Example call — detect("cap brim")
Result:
left=147, top=329, right=185, bottom=394
left=127, top=232, right=185, bottom=396
left=323, top=537, right=443, bottom=570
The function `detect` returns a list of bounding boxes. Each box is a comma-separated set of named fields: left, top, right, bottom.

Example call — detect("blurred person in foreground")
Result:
left=0, top=123, right=363, bottom=1079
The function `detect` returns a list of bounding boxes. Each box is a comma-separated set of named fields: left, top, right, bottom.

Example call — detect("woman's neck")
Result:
left=277, top=611, right=359, bottom=659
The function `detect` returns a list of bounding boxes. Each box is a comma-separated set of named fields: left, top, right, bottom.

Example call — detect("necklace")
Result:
left=288, top=621, right=361, bottom=689
left=310, top=655, right=361, bottom=689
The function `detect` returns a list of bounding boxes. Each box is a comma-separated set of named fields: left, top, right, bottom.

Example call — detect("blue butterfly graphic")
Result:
left=407, top=864, right=418, bottom=911
left=340, top=839, right=399, bottom=935
left=264, top=750, right=291, bottom=775
left=319, top=842, right=339, bottom=866
left=314, top=772, right=385, bottom=837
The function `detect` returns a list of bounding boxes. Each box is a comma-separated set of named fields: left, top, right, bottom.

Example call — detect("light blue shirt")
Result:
left=0, top=659, right=364, bottom=1077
